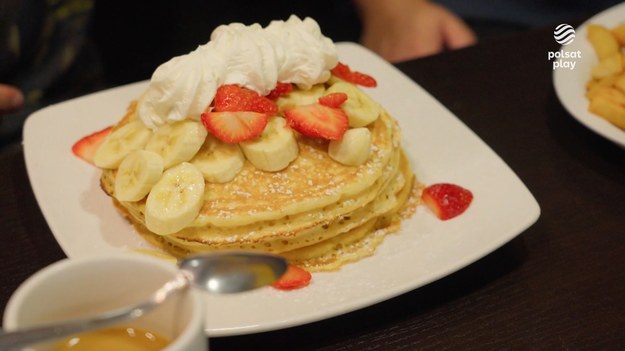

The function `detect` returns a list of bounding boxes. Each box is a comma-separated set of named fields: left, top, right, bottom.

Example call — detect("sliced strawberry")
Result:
left=331, top=61, right=351, bottom=79
left=318, top=92, right=348, bottom=108
left=422, top=183, right=473, bottom=220
left=284, top=103, right=348, bottom=140
left=71, top=126, right=112, bottom=165
left=213, top=84, right=278, bottom=115
left=331, top=62, right=377, bottom=88
left=272, top=264, right=312, bottom=290
left=350, top=71, right=378, bottom=88
left=201, top=111, right=268, bottom=143
left=266, top=82, right=293, bottom=100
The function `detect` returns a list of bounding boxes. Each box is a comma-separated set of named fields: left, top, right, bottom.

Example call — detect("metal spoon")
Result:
left=0, top=251, right=287, bottom=350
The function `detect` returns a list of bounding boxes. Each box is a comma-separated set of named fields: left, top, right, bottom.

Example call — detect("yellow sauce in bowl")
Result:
left=54, top=325, right=170, bottom=351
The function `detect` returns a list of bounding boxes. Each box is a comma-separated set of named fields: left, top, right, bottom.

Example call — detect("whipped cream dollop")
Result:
left=138, top=15, right=338, bottom=129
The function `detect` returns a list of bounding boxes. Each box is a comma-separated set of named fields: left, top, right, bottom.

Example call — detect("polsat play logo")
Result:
left=548, top=24, right=581, bottom=70
left=554, top=24, right=576, bottom=45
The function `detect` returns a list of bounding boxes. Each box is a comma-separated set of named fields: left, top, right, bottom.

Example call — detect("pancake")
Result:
left=100, top=96, right=419, bottom=271
left=94, top=17, right=419, bottom=272
left=100, top=90, right=418, bottom=271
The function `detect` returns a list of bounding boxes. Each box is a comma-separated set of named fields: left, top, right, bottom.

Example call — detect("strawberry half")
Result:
left=213, top=84, right=278, bottom=115
left=272, top=264, right=312, bottom=290
left=318, top=92, right=348, bottom=108
left=284, top=103, right=348, bottom=140
left=71, top=126, right=112, bottom=165
left=331, top=62, right=377, bottom=88
left=201, top=111, right=268, bottom=143
left=422, top=183, right=473, bottom=220
left=266, top=82, right=293, bottom=100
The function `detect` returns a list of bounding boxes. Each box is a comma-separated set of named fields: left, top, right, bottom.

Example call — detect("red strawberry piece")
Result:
left=331, top=61, right=351, bottom=79
left=71, top=126, right=112, bottom=165
left=201, top=111, right=268, bottom=143
left=213, top=84, right=278, bottom=115
left=350, top=71, right=378, bottom=88
left=318, top=92, right=348, bottom=108
left=422, top=183, right=473, bottom=220
left=266, top=82, right=293, bottom=100
left=284, top=103, right=348, bottom=140
left=330, top=62, right=377, bottom=88
left=272, top=264, right=312, bottom=290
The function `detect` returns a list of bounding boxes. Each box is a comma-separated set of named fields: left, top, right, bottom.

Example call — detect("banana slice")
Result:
left=328, top=127, right=372, bottom=166
left=240, top=117, right=298, bottom=172
left=114, top=150, right=164, bottom=202
left=145, top=162, right=205, bottom=235
left=145, top=120, right=207, bottom=169
left=276, top=84, right=325, bottom=112
left=191, top=134, right=245, bottom=183
left=94, top=120, right=152, bottom=169
left=326, top=81, right=380, bottom=127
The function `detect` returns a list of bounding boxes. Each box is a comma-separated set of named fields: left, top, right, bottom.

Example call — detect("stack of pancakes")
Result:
left=100, top=85, right=418, bottom=272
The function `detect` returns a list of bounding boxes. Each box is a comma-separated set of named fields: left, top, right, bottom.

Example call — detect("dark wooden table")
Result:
left=3, top=25, right=625, bottom=350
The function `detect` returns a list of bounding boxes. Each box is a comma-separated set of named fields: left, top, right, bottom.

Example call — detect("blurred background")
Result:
left=0, top=0, right=619, bottom=149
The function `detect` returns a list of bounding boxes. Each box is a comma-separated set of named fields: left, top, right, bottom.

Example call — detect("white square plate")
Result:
left=24, top=42, right=540, bottom=336
left=553, top=2, right=625, bottom=147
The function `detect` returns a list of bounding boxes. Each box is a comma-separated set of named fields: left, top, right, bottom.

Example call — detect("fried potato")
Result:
left=589, top=95, right=625, bottom=130
left=586, top=75, right=625, bottom=99
left=590, top=86, right=625, bottom=104
left=613, top=74, right=625, bottom=94
left=586, top=74, right=618, bottom=92
left=610, top=24, right=625, bottom=46
left=586, top=23, right=625, bottom=131
left=591, top=52, right=623, bottom=79
left=587, top=24, right=620, bottom=60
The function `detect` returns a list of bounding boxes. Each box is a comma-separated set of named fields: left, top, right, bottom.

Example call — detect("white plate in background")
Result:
left=553, top=2, right=625, bottom=148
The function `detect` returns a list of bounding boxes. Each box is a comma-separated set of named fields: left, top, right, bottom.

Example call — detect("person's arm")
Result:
left=0, top=84, right=23, bottom=113
left=354, top=0, right=477, bottom=62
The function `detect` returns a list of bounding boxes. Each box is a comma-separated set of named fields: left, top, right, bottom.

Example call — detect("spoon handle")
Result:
left=0, top=274, right=189, bottom=350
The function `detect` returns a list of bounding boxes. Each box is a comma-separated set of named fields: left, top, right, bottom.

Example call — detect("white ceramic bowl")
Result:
left=3, top=254, right=207, bottom=351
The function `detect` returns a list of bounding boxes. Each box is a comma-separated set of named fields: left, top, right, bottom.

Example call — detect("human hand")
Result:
left=356, top=0, right=477, bottom=62
left=0, top=83, right=24, bottom=114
